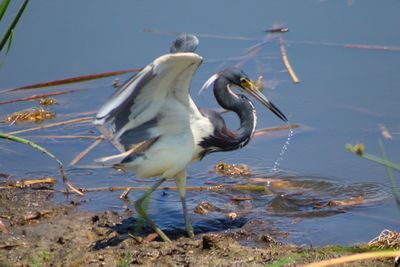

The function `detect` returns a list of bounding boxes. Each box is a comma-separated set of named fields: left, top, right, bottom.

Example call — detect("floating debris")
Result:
left=18, top=177, right=55, bottom=188
left=227, top=212, right=238, bottom=220
left=214, top=162, right=251, bottom=177
left=279, top=36, right=300, bottom=84
left=368, top=229, right=400, bottom=249
left=379, top=124, right=393, bottom=140
left=327, top=196, right=364, bottom=207
left=113, top=78, right=120, bottom=88
left=266, top=27, right=289, bottom=33
left=230, top=196, right=253, bottom=202
left=0, top=177, right=56, bottom=190
left=0, top=89, right=83, bottom=105
left=4, top=107, right=55, bottom=124
left=38, top=97, right=58, bottom=106
left=194, top=201, right=222, bottom=214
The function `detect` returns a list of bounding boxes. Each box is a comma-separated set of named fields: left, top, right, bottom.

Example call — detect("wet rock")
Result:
left=193, top=201, right=222, bottom=214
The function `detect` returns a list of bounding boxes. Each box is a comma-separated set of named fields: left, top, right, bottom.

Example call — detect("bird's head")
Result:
left=201, top=68, right=288, bottom=122
left=170, top=34, right=199, bottom=53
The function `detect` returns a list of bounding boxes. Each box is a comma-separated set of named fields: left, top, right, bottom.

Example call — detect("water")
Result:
left=272, top=126, right=293, bottom=172
left=0, top=0, right=400, bottom=246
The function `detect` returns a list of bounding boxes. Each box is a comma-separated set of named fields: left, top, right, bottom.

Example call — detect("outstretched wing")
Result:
left=94, top=52, right=203, bottom=149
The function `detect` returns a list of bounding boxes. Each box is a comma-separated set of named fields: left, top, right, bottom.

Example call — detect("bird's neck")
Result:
left=213, top=78, right=256, bottom=149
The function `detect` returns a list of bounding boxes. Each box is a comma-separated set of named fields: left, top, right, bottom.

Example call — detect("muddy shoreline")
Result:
left=0, top=188, right=395, bottom=266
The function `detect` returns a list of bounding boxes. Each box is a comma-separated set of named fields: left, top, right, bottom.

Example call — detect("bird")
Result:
left=93, top=34, right=287, bottom=242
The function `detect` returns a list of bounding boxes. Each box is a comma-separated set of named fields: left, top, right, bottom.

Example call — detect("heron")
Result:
left=93, top=35, right=287, bottom=242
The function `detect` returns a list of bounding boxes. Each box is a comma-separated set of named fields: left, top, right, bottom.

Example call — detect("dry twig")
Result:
left=303, top=250, right=400, bottom=267
left=279, top=36, right=300, bottom=83
left=1, top=69, right=139, bottom=93
left=6, top=116, right=93, bottom=135
left=28, top=135, right=99, bottom=140
left=369, top=229, right=400, bottom=249
left=0, top=89, right=84, bottom=105
left=69, top=137, right=104, bottom=166
left=0, top=177, right=56, bottom=189
left=345, top=43, right=400, bottom=52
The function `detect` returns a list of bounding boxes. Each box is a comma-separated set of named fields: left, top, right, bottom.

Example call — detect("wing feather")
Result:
left=94, top=52, right=202, bottom=149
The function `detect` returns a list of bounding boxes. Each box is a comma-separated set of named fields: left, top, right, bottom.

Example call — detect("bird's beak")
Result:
left=240, top=79, right=288, bottom=122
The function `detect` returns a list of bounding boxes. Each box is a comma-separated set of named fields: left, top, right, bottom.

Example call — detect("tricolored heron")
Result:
left=94, top=35, right=287, bottom=242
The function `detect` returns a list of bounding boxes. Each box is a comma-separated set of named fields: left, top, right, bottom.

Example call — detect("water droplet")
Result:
left=272, top=126, right=293, bottom=173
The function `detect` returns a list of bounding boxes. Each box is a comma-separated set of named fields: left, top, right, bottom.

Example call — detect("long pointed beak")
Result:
left=241, top=80, right=288, bottom=122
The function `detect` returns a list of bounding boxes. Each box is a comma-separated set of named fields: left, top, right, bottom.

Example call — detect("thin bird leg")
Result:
left=174, top=170, right=194, bottom=238
left=134, top=177, right=171, bottom=242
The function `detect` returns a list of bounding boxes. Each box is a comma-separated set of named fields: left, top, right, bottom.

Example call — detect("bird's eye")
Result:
left=240, top=78, right=250, bottom=88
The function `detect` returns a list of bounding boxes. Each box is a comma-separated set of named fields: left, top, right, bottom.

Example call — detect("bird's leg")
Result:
left=174, top=170, right=194, bottom=238
left=134, top=177, right=171, bottom=242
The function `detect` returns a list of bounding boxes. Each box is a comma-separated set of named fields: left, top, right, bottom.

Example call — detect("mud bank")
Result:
left=0, top=189, right=395, bottom=266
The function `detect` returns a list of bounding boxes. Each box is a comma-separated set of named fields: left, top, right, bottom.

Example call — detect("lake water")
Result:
left=0, top=0, right=399, bottom=246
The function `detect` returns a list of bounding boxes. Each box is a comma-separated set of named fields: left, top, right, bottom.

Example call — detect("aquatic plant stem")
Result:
left=346, top=144, right=400, bottom=172
left=69, top=136, right=104, bottom=166
left=378, top=139, right=400, bottom=204
left=0, top=133, right=83, bottom=195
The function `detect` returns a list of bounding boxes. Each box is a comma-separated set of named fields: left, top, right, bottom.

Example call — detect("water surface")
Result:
left=0, top=0, right=399, bottom=246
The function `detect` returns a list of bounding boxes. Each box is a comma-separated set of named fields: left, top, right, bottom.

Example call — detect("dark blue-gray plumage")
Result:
left=170, top=34, right=199, bottom=53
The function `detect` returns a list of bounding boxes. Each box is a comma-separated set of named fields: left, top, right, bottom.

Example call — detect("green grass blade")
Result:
left=0, top=133, right=83, bottom=195
left=362, top=153, right=400, bottom=172
left=0, top=0, right=11, bottom=21
left=5, top=28, right=13, bottom=54
left=0, top=0, right=29, bottom=52
left=378, top=140, right=400, bottom=204
left=0, top=133, right=62, bottom=164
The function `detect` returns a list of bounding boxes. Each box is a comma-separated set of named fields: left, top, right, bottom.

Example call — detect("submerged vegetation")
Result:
left=3, top=107, right=55, bottom=124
